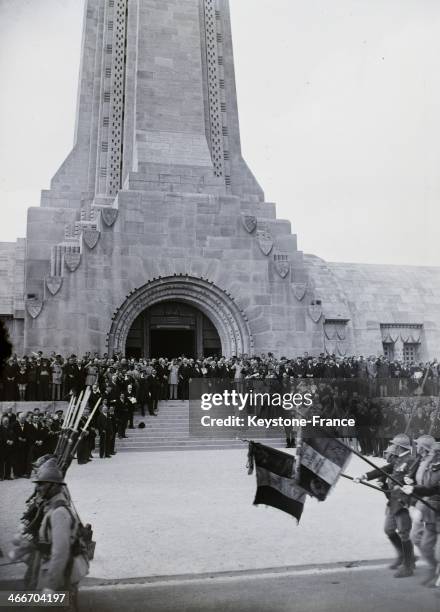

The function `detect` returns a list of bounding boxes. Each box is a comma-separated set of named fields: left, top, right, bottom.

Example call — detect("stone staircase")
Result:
left=115, top=400, right=285, bottom=452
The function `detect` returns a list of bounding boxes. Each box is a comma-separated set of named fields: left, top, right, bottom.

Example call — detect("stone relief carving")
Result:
left=308, top=301, right=323, bottom=323
left=26, top=298, right=43, bottom=319
left=64, top=251, right=81, bottom=272
left=242, top=214, right=257, bottom=234
left=82, top=228, right=100, bottom=249
left=291, top=282, right=308, bottom=301
left=256, top=223, right=274, bottom=256
left=101, top=207, right=119, bottom=227
left=46, top=276, right=63, bottom=296
left=273, top=251, right=290, bottom=278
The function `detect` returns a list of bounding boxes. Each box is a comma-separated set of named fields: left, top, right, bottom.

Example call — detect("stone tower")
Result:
left=23, top=0, right=324, bottom=357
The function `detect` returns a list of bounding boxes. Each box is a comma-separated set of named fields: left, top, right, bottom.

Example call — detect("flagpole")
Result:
left=289, top=405, right=439, bottom=514
left=341, top=473, right=385, bottom=493
left=294, top=425, right=302, bottom=482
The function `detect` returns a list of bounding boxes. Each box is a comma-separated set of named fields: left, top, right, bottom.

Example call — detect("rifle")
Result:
left=56, top=392, right=84, bottom=460
left=54, top=394, right=76, bottom=456
left=57, top=387, right=92, bottom=473
left=59, top=397, right=102, bottom=475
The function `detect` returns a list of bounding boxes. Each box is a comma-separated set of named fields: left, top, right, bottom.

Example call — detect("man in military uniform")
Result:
left=356, top=433, right=418, bottom=577
left=403, top=441, right=440, bottom=587
left=32, top=462, right=81, bottom=611
left=406, top=434, right=436, bottom=582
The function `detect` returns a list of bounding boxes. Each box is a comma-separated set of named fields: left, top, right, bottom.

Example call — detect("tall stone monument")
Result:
left=22, top=0, right=315, bottom=358
left=3, top=0, right=438, bottom=359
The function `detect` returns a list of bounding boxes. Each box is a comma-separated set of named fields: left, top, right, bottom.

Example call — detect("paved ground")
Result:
left=1, top=449, right=392, bottom=584
left=77, top=564, right=439, bottom=612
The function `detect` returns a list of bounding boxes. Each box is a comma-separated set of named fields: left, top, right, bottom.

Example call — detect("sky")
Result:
left=0, top=0, right=439, bottom=266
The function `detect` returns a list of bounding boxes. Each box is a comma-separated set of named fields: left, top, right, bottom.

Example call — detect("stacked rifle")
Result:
left=55, top=387, right=102, bottom=475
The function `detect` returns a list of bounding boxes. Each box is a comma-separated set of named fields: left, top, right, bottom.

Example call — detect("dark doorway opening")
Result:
left=125, top=300, right=221, bottom=357
left=150, top=329, right=195, bottom=359
left=126, top=347, right=142, bottom=359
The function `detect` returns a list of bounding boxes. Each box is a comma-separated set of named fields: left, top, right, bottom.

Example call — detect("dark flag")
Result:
left=247, top=442, right=307, bottom=522
left=297, top=436, right=352, bottom=501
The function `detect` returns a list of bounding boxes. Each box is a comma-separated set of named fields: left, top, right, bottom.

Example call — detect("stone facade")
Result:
left=305, top=257, right=440, bottom=360
left=0, top=239, right=25, bottom=353
left=1, top=0, right=439, bottom=360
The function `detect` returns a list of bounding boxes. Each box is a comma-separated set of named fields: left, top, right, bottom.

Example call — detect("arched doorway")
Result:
left=125, top=301, right=221, bottom=358
left=107, top=276, right=253, bottom=358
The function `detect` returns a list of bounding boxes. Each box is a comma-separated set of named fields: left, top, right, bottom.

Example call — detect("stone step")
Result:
left=118, top=436, right=281, bottom=447
left=131, top=425, right=190, bottom=430
left=116, top=438, right=284, bottom=446
left=116, top=399, right=286, bottom=452
left=134, top=419, right=189, bottom=424
left=113, top=439, right=285, bottom=452
left=121, top=428, right=283, bottom=437
left=117, top=443, right=286, bottom=453
left=115, top=440, right=285, bottom=451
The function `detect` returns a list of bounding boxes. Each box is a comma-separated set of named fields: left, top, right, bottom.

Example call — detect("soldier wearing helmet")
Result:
left=402, top=441, right=440, bottom=588
left=32, top=464, right=79, bottom=610
left=406, top=435, right=436, bottom=579
left=355, top=432, right=418, bottom=578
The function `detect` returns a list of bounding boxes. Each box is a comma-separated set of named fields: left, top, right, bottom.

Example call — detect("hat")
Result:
left=415, top=434, right=435, bottom=452
left=390, top=433, right=412, bottom=450
left=32, top=454, right=56, bottom=470
left=33, top=463, right=65, bottom=484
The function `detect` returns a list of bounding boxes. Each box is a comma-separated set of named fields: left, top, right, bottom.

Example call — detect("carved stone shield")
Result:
left=273, top=252, right=290, bottom=278
left=101, top=207, right=118, bottom=227
left=26, top=299, right=43, bottom=319
left=292, top=282, right=307, bottom=301
left=83, top=228, right=100, bottom=249
left=46, top=276, right=63, bottom=296
left=256, top=224, right=273, bottom=256
left=308, top=302, right=323, bottom=323
left=64, top=252, right=81, bottom=272
left=242, top=214, right=257, bottom=234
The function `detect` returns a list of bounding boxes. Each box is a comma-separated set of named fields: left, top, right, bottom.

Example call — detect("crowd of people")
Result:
left=1, top=351, right=439, bottom=402
left=0, top=399, right=120, bottom=481
left=1, top=351, right=439, bottom=481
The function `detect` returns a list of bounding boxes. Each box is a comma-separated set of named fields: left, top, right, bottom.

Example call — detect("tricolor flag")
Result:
left=247, top=442, right=307, bottom=522
left=297, top=437, right=352, bottom=501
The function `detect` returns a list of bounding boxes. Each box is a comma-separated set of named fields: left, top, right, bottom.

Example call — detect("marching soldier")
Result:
left=402, top=441, right=440, bottom=587
left=355, top=433, right=418, bottom=577
left=407, top=434, right=436, bottom=577
left=31, top=462, right=85, bottom=611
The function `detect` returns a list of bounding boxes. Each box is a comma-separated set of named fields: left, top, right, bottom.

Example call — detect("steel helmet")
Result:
left=32, top=454, right=56, bottom=470
left=429, top=441, right=440, bottom=454
left=390, top=433, right=412, bottom=450
left=415, top=434, right=435, bottom=452
left=32, top=464, right=65, bottom=484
